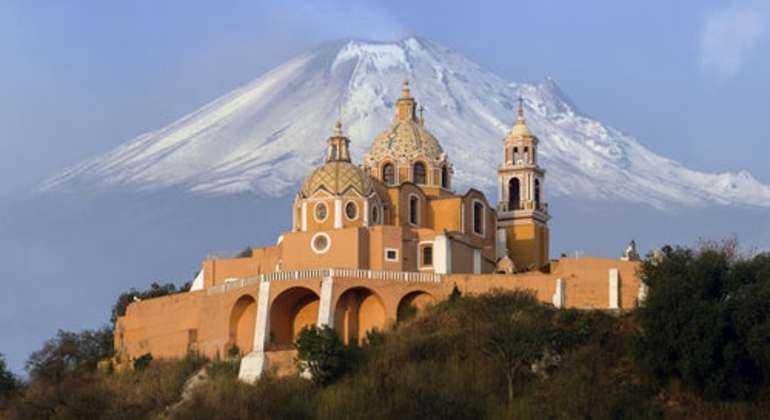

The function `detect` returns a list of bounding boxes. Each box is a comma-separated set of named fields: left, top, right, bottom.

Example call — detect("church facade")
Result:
left=114, top=82, right=644, bottom=382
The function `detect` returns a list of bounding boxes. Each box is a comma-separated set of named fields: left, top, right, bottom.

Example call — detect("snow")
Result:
left=40, top=36, right=770, bottom=210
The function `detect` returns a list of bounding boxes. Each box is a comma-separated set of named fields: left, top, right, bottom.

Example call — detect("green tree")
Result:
left=25, top=327, right=114, bottom=382
left=634, top=242, right=770, bottom=399
left=0, top=353, right=20, bottom=402
left=462, top=290, right=554, bottom=403
left=295, top=325, right=350, bottom=386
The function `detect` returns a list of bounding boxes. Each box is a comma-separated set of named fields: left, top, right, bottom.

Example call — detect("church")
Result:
left=114, top=81, right=644, bottom=382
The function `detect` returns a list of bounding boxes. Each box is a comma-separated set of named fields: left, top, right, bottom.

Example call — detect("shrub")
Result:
left=295, top=325, right=352, bottom=386
left=112, top=281, right=190, bottom=325
left=634, top=242, right=770, bottom=399
left=134, top=353, right=153, bottom=371
left=25, top=327, right=114, bottom=382
left=0, top=353, right=19, bottom=402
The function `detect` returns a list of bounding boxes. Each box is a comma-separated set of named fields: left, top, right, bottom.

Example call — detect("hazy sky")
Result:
left=1, top=0, right=770, bottom=194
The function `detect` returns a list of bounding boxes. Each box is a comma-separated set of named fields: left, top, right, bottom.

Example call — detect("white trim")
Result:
left=471, top=199, right=486, bottom=237
left=317, top=276, right=334, bottom=327
left=609, top=268, right=620, bottom=309
left=473, top=249, right=482, bottom=274
left=301, top=202, right=308, bottom=232
left=363, top=200, right=369, bottom=226
left=334, top=199, right=343, bottom=229
left=190, top=270, right=205, bottom=292
left=313, top=201, right=328, bottom=223
left=311, top=232, right=332, bottom=254
left=433, top=235, right=452, bottom=274
left=238, top=278, right=271, bottom=384
left=408, top=193, right=421, bottom=227
left=552, top=278, right=565, bottom=308
left=384, top=247, right=399, bottom=262
left=344, top=200, right=359, bottom=221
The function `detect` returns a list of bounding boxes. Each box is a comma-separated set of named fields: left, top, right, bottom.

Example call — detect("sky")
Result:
left=1, top=0, right=770, bottom=196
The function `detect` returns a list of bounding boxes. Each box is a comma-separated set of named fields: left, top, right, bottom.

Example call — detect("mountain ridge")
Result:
left=40, top=36, right=770, bottom=209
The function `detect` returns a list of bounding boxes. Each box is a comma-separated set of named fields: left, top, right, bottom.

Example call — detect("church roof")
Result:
left=300, top=161, right=375, bottom=197
left=368, top=81, right=445, bottom=163
left=506, top=98, right=537, bottom=141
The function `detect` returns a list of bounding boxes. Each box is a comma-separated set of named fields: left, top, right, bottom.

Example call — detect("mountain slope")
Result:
left=41, top=37, right=770, bottom=209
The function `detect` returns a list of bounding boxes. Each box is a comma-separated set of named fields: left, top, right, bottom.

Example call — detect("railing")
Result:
left=206, top=268, right=443, bottom=295
left=497, top=202, right=548, bottom=213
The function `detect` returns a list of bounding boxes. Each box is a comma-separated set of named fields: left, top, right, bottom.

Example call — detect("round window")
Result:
left=345, top=201, right=357, bottom=220
left=314, top=202, right=328, bottom=222
left=311, top=233, right=331, bottom=254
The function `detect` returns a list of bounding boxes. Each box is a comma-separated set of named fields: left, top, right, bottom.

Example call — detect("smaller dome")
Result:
left=506, top=98, right=537, bottom=141
left=300, top=161, right=375, bottom=197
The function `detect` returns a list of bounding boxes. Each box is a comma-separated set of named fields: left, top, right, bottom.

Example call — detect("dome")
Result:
left=369, top=120, right=444, bottom=163
left=506, top=98, right=537, bottom=141
left=300, top=161, right=375, bottom=197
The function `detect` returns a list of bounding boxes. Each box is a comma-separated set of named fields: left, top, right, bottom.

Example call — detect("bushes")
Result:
left=25, top=327, right=114, bottom=382
left=634, top=242, right=770, bottom=399
left=0, top=353, right=19, bottom=402
left=295, top=325, right=353, bottom=386
left=111, top=281, right=190, bottom=325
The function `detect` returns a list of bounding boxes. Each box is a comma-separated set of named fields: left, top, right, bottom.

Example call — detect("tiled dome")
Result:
left=369, top=120, right=444, bottom=163
left=300, top=161, right=375, bottom=197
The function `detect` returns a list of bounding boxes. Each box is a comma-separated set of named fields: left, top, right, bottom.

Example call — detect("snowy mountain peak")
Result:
left=40, top=37, right=770, bottom=209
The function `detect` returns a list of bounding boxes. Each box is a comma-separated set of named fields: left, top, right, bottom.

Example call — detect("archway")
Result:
left=397, top=291, right=436, bottom=322
left=229, top=295, right=257, bottom=355
left=508, top=177, right=520, bottom=210
left=269, top=287, right=320, bottom=349
left=334, top=287, right=386, bottom=345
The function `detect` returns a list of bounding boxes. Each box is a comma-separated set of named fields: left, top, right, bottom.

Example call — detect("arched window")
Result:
left=508, top=178, right=520, bottom=210
left=382, top=163, right=395, bottom=185
left=413, top=162, right=426, bottom=185
left=441, top=165, right=449, bottom=189
left=473, top=201, right=484, bottom=235
left=422, top=245, right=433, bottom=266
left=371, top=206, right=379, bottom=224
left=409, top=195, right=419, bottom=225
left=534, top=179, right=541, bottom=209
left=523, top=147, right=529, bottom=163
left=513, top=147, right=519, bottom=163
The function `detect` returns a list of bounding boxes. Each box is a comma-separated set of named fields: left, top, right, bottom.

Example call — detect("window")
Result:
left=473, top=201, right=484, bottom=235
left=413, top=162, right=426, bottom=185
left=409, top=195, right=419, bottom=225
left=314, top=202, right=328, bottom=222
left=345, top=201, right=357, bottom=220
left=385, top=248, right=399, bottom=262
left=311, top=233, right=331, bottom=254
left=523, top=147, right=529, bottom=163
left=508, top=178, right=520, bottom=210
left=422, top=245, right=433, bottom=266
left=534, top=179, right=541, bottom=209
left=371, top=206, right=379, bottom=224
left=382, top=163, right=395, bottom=185
left=513, top=147, right=519, bottom=163
left=441, top=165, right=449, bottom=189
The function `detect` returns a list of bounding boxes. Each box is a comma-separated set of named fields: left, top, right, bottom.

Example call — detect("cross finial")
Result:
left=334, top=119, right=343, bottom=136
left=401, top=79, right=411, bottom=98
left=517, top=96, right=524, bottom=119
left=419, top=105, right=424, bottom=126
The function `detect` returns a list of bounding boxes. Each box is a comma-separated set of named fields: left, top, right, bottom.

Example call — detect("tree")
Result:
left=462, top=291, right=554, bottom=403
left=295, top=325, right=350, bottom=386
left=25, top=327, right=114, bottom=382
left=111, top=282, right=183, bottom=325
left=634, top=242, right=770, bottom=399
left=0, top=353, right=19, bottom=402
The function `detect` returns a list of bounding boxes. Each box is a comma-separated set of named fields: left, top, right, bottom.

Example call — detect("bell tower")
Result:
left=496, top=98, right=550, bottom=271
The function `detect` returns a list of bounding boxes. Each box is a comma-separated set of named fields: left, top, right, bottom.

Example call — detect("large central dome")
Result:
left=367, top=81, right=444, bottom=164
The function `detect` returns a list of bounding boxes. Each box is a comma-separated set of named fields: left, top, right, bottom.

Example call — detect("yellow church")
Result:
left=114, top=81, right=644, bottom=382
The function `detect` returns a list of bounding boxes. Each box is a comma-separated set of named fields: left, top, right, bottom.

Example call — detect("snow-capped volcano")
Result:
left=41, top=36, right=770, bottom=209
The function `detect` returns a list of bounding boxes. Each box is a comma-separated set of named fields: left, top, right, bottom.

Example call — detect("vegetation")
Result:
left=295, top=325, right=353, bottom=386
left=2, top=239, right=769, bottom=419
left=634, top=239, right=770, bottom=400
left=111, top=281, right=191, bottom=325
left=0, top=353, right=19, bottom=402
left=25, top=327, right=114, bottom=382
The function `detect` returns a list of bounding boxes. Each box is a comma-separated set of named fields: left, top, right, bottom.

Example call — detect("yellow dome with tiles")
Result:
left=300, top=161, right=374, bottom=197
left=368, top=81, right=444, bottom=163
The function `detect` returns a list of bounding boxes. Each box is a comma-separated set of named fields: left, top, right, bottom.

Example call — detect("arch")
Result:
left=382, top=162, right=395, bottom=185
left=269, top=287, right=320, bottom=349
left=334, top=287, right=386, bottom=345
left=397, top=291, right=436, bottom=322
left=534, top=179, right=541, bottom=209
left=508, top=178, right=520, bottom=210
left=413, top=161, right=427, bottom=185
left=229, top=295, right=257, bottom=355
left=441, top=164, right=449, bottom=189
